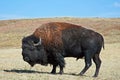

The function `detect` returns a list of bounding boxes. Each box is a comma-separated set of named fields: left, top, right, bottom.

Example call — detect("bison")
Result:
left=22, top=22, right=104, bottom=77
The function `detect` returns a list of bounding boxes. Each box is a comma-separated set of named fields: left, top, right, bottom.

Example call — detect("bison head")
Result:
left=22, top=35, right=48, bottom=67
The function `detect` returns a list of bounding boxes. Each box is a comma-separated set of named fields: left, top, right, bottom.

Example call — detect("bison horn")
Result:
left=34, top=38, right=41, bottom=46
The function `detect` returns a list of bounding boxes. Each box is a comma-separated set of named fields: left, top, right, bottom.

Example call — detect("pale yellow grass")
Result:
left=0, top=43, right=120, bottom=80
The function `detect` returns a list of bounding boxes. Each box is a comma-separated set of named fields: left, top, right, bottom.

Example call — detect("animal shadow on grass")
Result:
left=4, top=69, right=79, bottom=76
left=4, top=69, right=49, bottom=74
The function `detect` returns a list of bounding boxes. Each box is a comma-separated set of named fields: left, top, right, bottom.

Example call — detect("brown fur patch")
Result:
left=33, top=22, right=82, bottom=48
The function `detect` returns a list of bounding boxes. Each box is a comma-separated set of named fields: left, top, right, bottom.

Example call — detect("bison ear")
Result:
left=34, top=38, right=42, bottom=46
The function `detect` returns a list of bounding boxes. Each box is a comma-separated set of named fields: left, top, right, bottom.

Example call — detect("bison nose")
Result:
left=24, top=57, right=30, bottom=62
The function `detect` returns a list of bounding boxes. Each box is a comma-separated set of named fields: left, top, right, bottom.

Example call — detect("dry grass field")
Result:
left=0, top=17, right=120, bottom=80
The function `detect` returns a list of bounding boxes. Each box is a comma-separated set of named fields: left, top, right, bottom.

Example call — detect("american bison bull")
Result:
left=22, top=22, right=104, bottom=77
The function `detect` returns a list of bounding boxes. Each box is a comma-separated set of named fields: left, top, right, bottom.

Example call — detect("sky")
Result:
left=0, top=0, right=120, bottom=20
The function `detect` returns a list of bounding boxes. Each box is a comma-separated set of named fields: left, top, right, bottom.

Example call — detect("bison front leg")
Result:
left=51, top=64, right=64, bottom=74
left=51, top=65, right=57, bottom=74
left=59, top=65, right=64, bottom=74
left=55, top=52, right=65, bottom=74
left=58, top=55, right=65, bottom=74
left=51, top=52, right=65, bottom=74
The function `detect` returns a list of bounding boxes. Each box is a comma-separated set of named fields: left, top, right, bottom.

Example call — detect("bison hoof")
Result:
left=92, top=75, right=98, bottom=77
left=59, top=71, right=63, bottom=75
left=51, top=71, right=56, bottom=74
left=79, top=72, right=84, bottom=76
left=76, top=73, right=83, bottom=76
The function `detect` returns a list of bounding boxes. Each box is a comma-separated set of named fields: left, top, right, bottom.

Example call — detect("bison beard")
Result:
left=22, top=22, right=104, bottom=77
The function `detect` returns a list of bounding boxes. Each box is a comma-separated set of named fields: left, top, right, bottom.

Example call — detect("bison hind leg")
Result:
left=79, top=50, right=93, bottom=76
left=92, top=54, right=101, bottom=77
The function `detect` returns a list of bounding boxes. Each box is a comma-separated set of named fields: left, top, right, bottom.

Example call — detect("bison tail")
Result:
left=103, top=43, right=105, bottom=50
left=102, top=36, right=105, bottom=50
